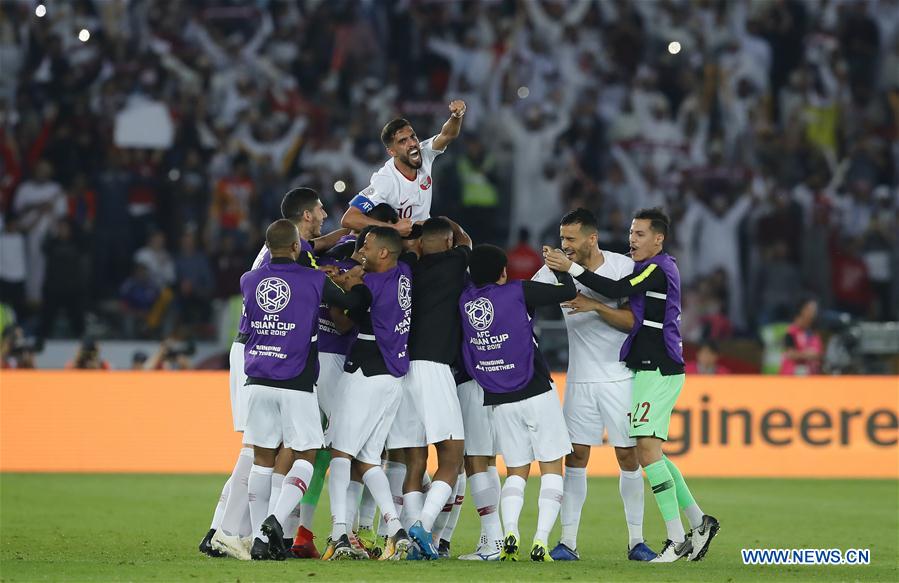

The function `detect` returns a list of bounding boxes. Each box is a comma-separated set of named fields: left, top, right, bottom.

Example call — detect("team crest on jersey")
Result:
left=419, top=175, right=432, bottom=191
left=464, top=297, right=494, bottom=331
left=398, top=275, right=412, bottom=310
left=256, top=277, right=291, bottom=313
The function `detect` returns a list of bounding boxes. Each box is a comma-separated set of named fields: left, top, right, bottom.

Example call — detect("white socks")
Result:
left=298, top=503, right=316, bottom=531
left=560, top=466, right=587, bottom=549
left=210, top=476, right=231, bottom=530
left=273, top=460, right=313, bottom=528
left=536, top=473, right=563, bottom=543
left=220, top=447, right=254, bottom=536
left=500, top=475, right=526, bottom=540
left=346, top=480, right=363, bottom=531
left=268, top=473, right=284, bottom=516
left=420, top=480, right=453, bottom=532
left=328, top=457, right=351, bottom=539
left=380, top=461, right=406, bottom=536
left=248, top=464, right=273, bottom=541
left=684, top=504, right=704, bottom=530
left=619, top=467, right=646, bottom=548
left=362, top=466, right=402, bottom=537
left=666, top=518, right=687, bottom=543
left=434, top=472, right=465, bottom=541
left=401, top=491, right=424, bottom=530
left=358, top=485, right=377, bottom=530
left=469, top=471, right=503, bottom=544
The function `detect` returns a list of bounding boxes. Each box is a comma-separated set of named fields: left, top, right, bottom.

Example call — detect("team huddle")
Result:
left=197, top=102, right=720, bottom=564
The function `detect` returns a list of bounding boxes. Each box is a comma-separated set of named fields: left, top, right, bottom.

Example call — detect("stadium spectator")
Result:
left=39, top=218, right=89, bottom=339
left=506, top=228, right=543, bottom=281
left=173, top=230, right=214, bottom=335
left=0, top=216, right=28, bottom=320
left=685, top=340, right=732, bottom=375
left=12, top=159, right=66, bottom=304
left=119, top=264, right=162, bottom=338
left=780, top=297, right=824, bottom=376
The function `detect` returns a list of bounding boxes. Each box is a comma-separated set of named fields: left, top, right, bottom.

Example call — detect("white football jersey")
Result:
left=533, top=250, right=635, bottom=383
left=356, top=135, right=445, bottom=221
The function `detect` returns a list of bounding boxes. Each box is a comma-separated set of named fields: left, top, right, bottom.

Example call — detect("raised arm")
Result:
left=431, top=100, right=467, bottom=152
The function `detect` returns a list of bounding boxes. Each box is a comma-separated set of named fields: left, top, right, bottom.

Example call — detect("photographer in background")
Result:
left=65, top=338, right=110, bottom=370
left=1, top=326, right=38, bottom=369
left=148, top=332, right=196, bottom=370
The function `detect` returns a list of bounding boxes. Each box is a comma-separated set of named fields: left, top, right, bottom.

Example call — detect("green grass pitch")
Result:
left=1, top=473, right=896, bottom=581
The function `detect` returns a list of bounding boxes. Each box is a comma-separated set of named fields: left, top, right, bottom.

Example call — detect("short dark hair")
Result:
left=381, top=118, right=412, bottom=147
left=266, top=219, right=299, bottom=250
left=634, top=207, right=670, bottom=238
left=367, top=203, right=399, bottom=224
left=469, top=244, right=508, bottom=286
left=366, top=226, right=402, bottom=255
left=421, top=217, right=453, bottom=240
left=699, top=339, right=719, bottom=353
left=560, top=208, right=599, bottom=233
left=356, top=225, right=375, bottom=253
left=281, top=188, right=320, bottom=220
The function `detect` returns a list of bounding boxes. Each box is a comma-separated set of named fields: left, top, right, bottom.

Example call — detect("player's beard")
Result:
left=401, top=151, right=422, bottom=169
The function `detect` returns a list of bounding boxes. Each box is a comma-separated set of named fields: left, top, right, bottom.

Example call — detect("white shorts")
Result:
left=564, top=379, right=636, bottom=448
left=243, top=385, right=325, bottom=452
left=317, top=351, right=346, bottom=439
left=229, top=341, right=250, bottom=433
left=388, top=361, right=465, bottom=448
left=457, top=379, right=497, bottom=456
left=330, top=370, right=403, bottom=465
left=493, top=388, right=572, bottom=468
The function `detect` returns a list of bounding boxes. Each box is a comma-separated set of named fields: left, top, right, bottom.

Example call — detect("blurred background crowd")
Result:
left=1, top=0, right=897, bottom=372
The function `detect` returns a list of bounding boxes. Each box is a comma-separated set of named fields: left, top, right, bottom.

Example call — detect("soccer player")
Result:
left=341, top=100, right=467, bottom=235
left=459, top=244, right=577, bottom=562
left=544, top=207, right=720, bottom=562
left=453, top=361, right=505, bottom=561
left=387, top=217, right=470, bottom=560
left=290, top=206, right=400, bottom=559
left=325, top=227, right=416, bottom=561
left=238, top=220, right=367, bottom=560
left=208, top=187, right=348, bottom=560
left=532, top=209, right=656, bottom=561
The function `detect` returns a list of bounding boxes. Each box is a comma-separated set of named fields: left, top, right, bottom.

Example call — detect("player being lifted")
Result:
left=533, top=209, right=656, bottom=562
left=544, top=208, right=720, bottom=563
left=341, top=100, right=467, bottom=236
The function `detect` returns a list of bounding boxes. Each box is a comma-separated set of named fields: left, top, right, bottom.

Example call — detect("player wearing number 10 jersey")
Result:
left=341, top=100, right=467, bottom=236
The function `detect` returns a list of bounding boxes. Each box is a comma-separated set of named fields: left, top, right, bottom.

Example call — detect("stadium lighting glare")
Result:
left=334, top=180, right=347, bottom=193
left=168, top=169, right=181, bottom=182
left=35, top=4, right=46, bottom=17
left=668, top=41, right=681, bottom=55
left=517, top=86, right=530, bottom=99
left=79, top=29, right=90, bottom=42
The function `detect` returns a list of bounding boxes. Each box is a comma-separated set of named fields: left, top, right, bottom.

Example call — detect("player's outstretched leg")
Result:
left=662, top=456, right=720, bottom=561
